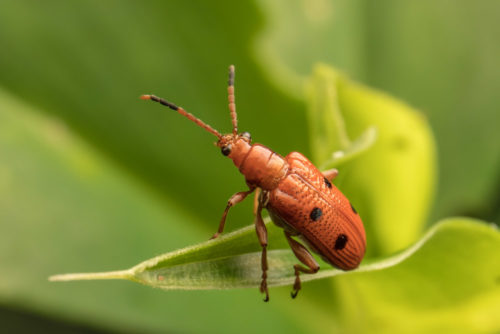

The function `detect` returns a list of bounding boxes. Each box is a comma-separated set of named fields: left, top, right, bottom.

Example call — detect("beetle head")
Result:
left=217, top=131, right=252, bottom=157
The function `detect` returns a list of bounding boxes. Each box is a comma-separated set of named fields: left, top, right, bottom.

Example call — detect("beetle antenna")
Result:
left=228, top=65, right=238, bottom=136
left=141, top=94, right=222, bottom=139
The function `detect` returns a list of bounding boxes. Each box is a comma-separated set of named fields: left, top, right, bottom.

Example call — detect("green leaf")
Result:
left=49, top=218, right=498, bottom=289
left=321, top=126, right=377, bottom=168
left=255, top=0, right=366, bottom=95
left=305, top=63, right=378, bottom=168
left=305, top=64, right=436, bottom=256
left=358, top=2, right=500, bottom=222
left=335, top=218, right=500, bottom=334
left=50, top=218, right=500, bottom=334
left=305, top=64, right=378, bottom=168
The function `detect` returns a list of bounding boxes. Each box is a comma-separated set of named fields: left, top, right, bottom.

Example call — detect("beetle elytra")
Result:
left=141, top=65, right=366, bottom=301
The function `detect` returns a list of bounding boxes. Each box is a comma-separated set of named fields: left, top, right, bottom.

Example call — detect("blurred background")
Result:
left=0, top=0, right=499, bottom=333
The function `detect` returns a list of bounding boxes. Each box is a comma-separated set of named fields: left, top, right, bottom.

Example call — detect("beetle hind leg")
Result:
left=255, top=198, right=269, bottom=302
left=284, top=231, right=320, bottom=298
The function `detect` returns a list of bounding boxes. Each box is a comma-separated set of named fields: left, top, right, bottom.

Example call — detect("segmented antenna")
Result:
left=228, top=65, right=238, bottom=135
left=140, top=94, right=222, bottom=139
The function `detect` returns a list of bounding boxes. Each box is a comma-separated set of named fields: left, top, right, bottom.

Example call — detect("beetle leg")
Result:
left=322, top=168, right=339, bottom=181
left=255, top=199, right=269, bottom=302
left=253, top=188, right=261, bottom=216
left=210, top=187, right=255, bottom=239
left=284, top=231, right=320, bottom=298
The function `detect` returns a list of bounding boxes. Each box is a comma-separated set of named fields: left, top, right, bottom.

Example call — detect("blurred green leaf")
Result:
left=305, top=64, right=436, bottom=255
left=360, top=2, right=500, bottom=222
left=255, top=0, right=366, bottom=95
left=305, top=64, right=352, bottom=161
left=305, top=63, right=378, bottom=168
left=305, top=64, right=378, bottom=169
left=321, top=126, right=377, bottom=168
left=335, top=218, right=500, bottom=334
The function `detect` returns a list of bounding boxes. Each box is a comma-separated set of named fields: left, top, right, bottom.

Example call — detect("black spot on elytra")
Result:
left=324, top=177, right=332, bottom=188
left=350, top=202, right=357, bottom=214
left=335, top=234, right=348, bottom=250
left=310, top=207, right=322, bottom=221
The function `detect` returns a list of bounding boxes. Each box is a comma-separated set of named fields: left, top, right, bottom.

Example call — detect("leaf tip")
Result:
left=48, top=270, right=133, bottom=282
left=48, top=274, right=64, bottom=282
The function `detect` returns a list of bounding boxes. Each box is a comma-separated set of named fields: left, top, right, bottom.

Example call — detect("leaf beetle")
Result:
left=141, top=65, right=366, bottom=301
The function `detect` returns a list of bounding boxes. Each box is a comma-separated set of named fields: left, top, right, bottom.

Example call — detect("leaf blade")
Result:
left=50, top=218, right=500, bottom=302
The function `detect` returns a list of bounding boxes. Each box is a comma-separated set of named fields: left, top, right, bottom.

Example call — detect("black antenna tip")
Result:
left=142, top=94, right=179, bottom=111
left=228, top=65, right=235, bottom=86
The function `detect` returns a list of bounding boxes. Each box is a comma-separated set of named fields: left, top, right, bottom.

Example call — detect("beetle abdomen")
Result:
left=267, top=152, right=366, bottom=270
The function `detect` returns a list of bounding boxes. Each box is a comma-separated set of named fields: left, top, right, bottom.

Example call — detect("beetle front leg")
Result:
left=322, top=168, right=338, bottom=181
left=210, top=187, right=255, bottom=239
left=284, top=231, right=320, bottom=298
left=255, top=200, right=269, bottom=302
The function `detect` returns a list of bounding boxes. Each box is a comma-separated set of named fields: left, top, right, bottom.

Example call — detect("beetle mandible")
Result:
left=141, top=65, right=366, bottom=301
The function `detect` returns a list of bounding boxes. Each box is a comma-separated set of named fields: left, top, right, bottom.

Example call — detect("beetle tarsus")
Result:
left=261, top=284, right=269, bottom=302
left=292, top=274, right=301, bottom=297
left=260, top=270, right=269, bottom=302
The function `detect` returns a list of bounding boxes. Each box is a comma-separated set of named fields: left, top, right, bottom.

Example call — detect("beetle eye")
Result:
left=221, top=144, right=232, bottom=156
left=241, top=131, right=251, bottom=142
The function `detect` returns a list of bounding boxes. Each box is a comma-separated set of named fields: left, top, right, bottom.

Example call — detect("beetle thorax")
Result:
left=224, top=139, right=288, bottom=190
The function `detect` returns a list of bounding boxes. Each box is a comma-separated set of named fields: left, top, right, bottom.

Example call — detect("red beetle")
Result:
left=141, top=65, right=366, bottom=301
